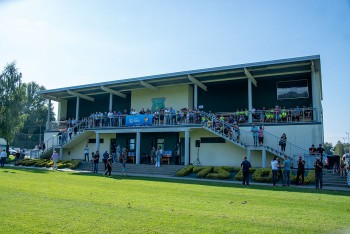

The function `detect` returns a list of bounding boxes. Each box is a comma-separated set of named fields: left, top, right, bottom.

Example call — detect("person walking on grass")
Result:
left=102, top=150, right=109, bottom=169
left=241, top=156, right=251, bottom=186
left=51, top=150, right=59, bottom=170
left=93, top=150, right=100, bottom=173
left=104, top=155, right=113, bottom=177
left=121, top=148, right=128, bottom=176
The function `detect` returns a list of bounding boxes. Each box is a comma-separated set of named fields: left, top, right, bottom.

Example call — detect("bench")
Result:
left=127, top=152, right=135, bottom=164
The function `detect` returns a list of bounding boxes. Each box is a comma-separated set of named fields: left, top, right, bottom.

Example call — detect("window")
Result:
left=128, top=138, right=135, bottom=151
left=156, top=138, right=164, bottom=150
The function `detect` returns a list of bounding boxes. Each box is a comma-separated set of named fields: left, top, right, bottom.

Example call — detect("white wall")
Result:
left=131, top=85, right=193, bottom=111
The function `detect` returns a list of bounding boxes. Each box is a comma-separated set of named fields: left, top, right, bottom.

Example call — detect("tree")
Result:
left=333, top=140, right=345, bottom=156
left=12, top=81, right=55, bottom=148
left=0, top=62, right=27, bottom=152
left=324, top=142, right=333, bottom=155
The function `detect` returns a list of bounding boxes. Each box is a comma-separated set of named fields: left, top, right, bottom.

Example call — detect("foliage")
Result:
left=12, top=81, right=55, bottom=149
left=192, top=166, right=205, bottom=173
left=0, top=62, right=27, bottom=151
left=234, top=169, right=243, bottom=181
left=196, top=166, right=213, bottom=178
left=220, top=166, right=235, bottom=172
left=324, top=142, right=333, bottom=155
left=333, top=141, right=345, bottom=156
left=206, top=167, right=231, bottom=179
left=252, top=168, right=273, bottom=183
left=176, top=165, right=194, bottom=176
left=305, top=170, right=316, bottom=184
left=15, top=159, right=80, bottom=169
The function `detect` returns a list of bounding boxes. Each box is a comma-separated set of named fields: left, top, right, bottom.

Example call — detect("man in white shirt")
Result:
left=0, top=149, right=8, bottom=167
left=271, top=156, right=279, bottom=186
left=51, top=150, right=59, bottom=170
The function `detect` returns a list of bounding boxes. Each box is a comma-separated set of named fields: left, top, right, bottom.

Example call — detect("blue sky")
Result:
left=0, top=0, right=349, bottom=145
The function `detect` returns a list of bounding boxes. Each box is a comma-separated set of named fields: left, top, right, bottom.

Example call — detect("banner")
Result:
left=125, top=114, right=153, bottom=126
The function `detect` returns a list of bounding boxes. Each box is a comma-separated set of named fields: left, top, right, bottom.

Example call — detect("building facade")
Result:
left=38, top=55, right=323, bottom=168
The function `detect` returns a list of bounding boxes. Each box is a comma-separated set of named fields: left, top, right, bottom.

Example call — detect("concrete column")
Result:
left=311, top=71, right=321, bottom=122
left=194, top=84, right=198, bottom=109
left=184, top=129, right=190, bottom=165
left=47, top=99, right=51, bottom=123
left=136, top=132, right=141, bottom=164
left=76, top=97, right=80, bottom=121
left=247, top=79, right=253, bottom=124
left=95, top=132, right=100, bottom=153
left=262, top=148, right=266, bottom=168
left=109, top=93, right=113, bottom=111
left=246, top=148, right=251, bottom=162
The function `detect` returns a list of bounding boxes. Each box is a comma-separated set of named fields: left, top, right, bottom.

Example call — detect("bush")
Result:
left=220, top=166, right=235, bottom=172
left=193, top=166, right=205, bottom=173
left=206, top=167, right=231, bottom=180
left=176, top=165, right=194, bottom=177
left=232, top=166, right=241, bottom=172
left=305, top=170, right=315, bottom=184
left=197, top=166, right=213, bottom=178
left=252, top=168, right=272, bottom=183
left=234, top=169, right=243, bottom=181
left=15, top=159, right=80, bottom=170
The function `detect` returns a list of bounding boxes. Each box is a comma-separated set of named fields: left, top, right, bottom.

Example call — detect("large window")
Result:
left=277, top=80, right=309, bottom=100
left=127, top=138, right=135, bottom=151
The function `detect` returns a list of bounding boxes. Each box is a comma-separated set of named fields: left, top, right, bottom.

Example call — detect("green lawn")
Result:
left=0, top=168, right=349, bottom=234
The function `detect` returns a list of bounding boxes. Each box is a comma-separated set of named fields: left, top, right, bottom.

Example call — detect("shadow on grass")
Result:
left=1, top=166, right=52, bottom=174
left=69, top=171, right=350, bottom=197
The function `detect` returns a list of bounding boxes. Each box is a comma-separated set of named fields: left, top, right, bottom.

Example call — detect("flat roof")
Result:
left=38, top=55, right=321, bottom=101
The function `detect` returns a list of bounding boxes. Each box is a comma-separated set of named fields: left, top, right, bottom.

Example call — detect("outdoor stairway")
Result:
left=78, top=161, right=184, bottom=176
left=322, top=170, right=348, bottom=188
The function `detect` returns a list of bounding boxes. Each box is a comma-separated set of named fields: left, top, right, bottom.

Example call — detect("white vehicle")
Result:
left=9, top=148, right=17, bottom=156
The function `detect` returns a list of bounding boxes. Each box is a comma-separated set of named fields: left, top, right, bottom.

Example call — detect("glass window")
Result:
left=156, top=138, right=164, bottom=150
left=128, top=138, right=135, bottom=151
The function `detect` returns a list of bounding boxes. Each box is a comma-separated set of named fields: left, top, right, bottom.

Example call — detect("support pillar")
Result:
left=248, top=79, right=253, bottom=124
left=184, top=130, right=190, bottom=165
left=136, top=132, right=141, bottom=164
left=194, top=84, right=198, bottom=109
left=95, top=132, right=100, bottom=153
left=262, top=148, right=266, bottom=168
left=246, top=148, right=251, bottom=162
left=76, top=97, right=80, bottom=121
left=47, top=99, right=51, bottom=123
left=109, top=93, right=113, bottom=111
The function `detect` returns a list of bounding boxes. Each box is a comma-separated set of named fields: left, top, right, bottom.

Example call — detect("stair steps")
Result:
left=322, top=170, right=348, bottom=188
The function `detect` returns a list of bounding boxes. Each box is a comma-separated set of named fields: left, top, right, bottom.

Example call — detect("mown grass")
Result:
left=0, top=167, right=349, bottom=234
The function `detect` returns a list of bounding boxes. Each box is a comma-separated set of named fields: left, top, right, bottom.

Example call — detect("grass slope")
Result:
left=0, top=168, right=349, bottom=233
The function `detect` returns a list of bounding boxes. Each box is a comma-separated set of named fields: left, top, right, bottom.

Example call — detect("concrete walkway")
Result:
left=4, top=164, right=350, bottom=192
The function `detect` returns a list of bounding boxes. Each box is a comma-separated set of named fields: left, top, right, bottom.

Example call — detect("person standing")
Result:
left=83, top=144, right=89, bottom=161
left=104, top=155, right=113, bottom=177
left=271, top=156, right=279, bottom=186
left=155, top=146, right=162, bottom=168
left=251, top=123, right=259, bottom=147
left=0, top=149, right=7, bottom=167
left=150, top=146, right=156, bottom=165
left=15, top=150, right=21, bottom=166
left=51, top=150, right=59, bottom=170
left=93, top=150, right=100, bottom=173
left=295, top=156, right=305, bottom=185
left=111, top=144, right=117, bottom=163
left=314, top=158, right=323, bottom=189
left=316, top=144, right=325, bottom=162
left=282, top=155, right=291, bottom=186
left=175, top=142, right=181, bottom=165
left=102, top=150, right=109, bottom=169
left=116, top=145, right=121, bottom=163
left=258, top=126, right=264, bottom=146
left=121, top=148, right=128, bottom=176
left=240, top=156, right=251, bottom=186
left=279, top=133, right=287, bottom=152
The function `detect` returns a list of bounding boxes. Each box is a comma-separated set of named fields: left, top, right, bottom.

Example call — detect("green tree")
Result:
left=0, top=62, right=27, bottom=152
left=333, top=140, right=345, bottom=156
left=12, top=81, right=55, bottom=148
left=324, top=142, right=333, bottom=155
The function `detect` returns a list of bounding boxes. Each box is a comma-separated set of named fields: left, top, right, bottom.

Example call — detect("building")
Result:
left=38, top=55, right=323, bottom=168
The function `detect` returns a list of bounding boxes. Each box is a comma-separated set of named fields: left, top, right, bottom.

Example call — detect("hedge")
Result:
left=252, top=168, right=273, bottom=183
left=16, top=159, right=80, bottom=169
left=193, top=166, right=205, bottom=173
left=196, top=166, right=213, bottom=178
left=176, top=165, right=194, bottom=176
left=206, top=167, right=231, bottom=180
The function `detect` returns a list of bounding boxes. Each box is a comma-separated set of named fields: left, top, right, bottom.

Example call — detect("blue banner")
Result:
left=126, top=114, right=153, bottom=126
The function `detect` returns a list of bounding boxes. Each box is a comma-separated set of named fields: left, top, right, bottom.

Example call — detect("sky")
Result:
left=0, top=0, right=349, bottom=145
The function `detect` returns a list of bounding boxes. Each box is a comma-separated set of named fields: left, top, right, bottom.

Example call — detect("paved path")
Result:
left=4, top=164, right=350, bottom=192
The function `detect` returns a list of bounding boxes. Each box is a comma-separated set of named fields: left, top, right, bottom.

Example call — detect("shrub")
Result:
left=252, top=168, right=272, bottom=183
left=232, top=166, right=241, bottom=172
left=220, top=166, right=235, bottom=172
left=176, top=165, right=194, bottom=176
left=234, top=169, right=243, bottom=181
left=193, top=166, right=205, bottom=173
left=197, top=166, right=213, bottom=178
left=305, top=170, right=315, bottom=184
left=206, top=167, right=230, bottom=180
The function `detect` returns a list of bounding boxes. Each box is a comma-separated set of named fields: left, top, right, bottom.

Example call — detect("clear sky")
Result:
left=0, top=0, right=349, bottom=145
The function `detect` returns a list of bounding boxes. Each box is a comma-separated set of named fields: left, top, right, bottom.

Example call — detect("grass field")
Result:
left=0, top=167, right=349, bottom=234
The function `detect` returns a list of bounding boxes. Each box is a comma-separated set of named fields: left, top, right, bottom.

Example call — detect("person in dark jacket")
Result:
left=240, top=156, right=252, bottom=186
left=314, top=158, right=323, bottom=189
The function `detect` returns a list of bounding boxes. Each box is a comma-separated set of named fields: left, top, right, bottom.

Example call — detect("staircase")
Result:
left=322, top=170, right=349, bottom=188
left=78, top=161, right=184, bottom=176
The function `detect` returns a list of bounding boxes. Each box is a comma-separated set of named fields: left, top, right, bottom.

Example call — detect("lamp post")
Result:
left=342, top=137, right=347, bottom=144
